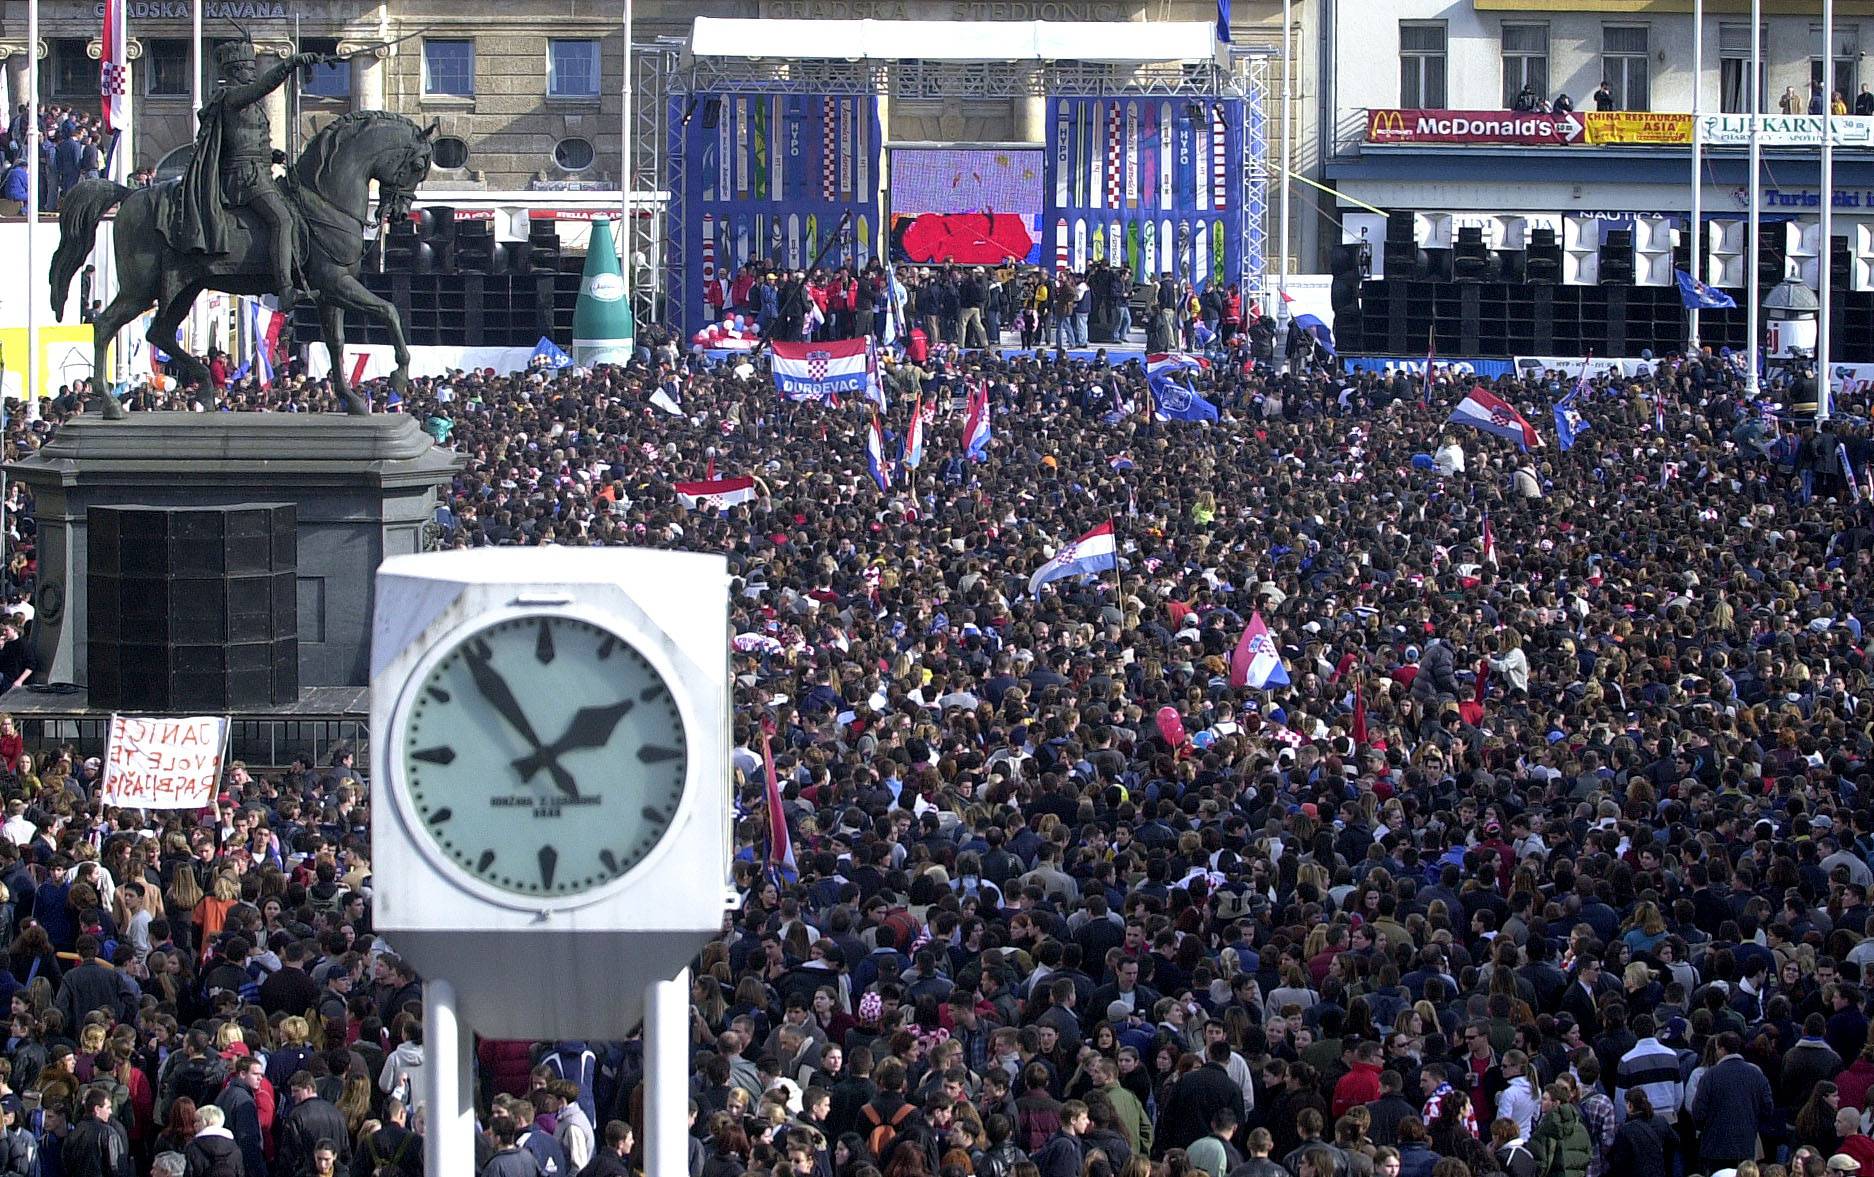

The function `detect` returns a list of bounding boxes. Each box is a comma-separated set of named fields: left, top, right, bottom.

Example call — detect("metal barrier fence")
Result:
left=20, top=713, right=370, bottom=772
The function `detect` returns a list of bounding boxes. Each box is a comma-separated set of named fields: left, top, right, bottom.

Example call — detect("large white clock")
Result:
left=394, top=611, right=689, bottom=900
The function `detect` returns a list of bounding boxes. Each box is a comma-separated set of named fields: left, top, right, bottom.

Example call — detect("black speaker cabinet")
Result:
left=87, top=504, right=299, bottom=711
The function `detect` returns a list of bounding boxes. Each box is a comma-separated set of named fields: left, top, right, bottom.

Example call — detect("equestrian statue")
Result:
left=49, top=34, right=437, bottom=417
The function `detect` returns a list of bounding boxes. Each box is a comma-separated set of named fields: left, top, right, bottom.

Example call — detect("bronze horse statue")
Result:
left=49, top=110, right=436, bottom=417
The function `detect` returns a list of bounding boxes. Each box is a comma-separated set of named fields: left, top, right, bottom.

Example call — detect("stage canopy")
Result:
left=687, top=18, right=1227, bottom=67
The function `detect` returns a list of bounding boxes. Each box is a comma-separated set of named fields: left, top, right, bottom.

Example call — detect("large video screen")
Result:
left=889, top=148, right=1045, bottom=266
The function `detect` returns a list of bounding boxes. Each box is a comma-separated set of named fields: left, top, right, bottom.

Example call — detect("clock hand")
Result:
left=461, top=641, right=568, bottom=792
left=511, top=699, right=636, bottom=786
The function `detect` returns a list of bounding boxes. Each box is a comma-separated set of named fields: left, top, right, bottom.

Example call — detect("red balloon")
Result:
left=1155, top=706, right=1187, bottom=748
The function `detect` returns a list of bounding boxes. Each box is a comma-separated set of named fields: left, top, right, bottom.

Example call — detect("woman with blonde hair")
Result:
left=337, top=1068, right=376, bottom=1134
left=1621, top=901, right=1668, bottom=954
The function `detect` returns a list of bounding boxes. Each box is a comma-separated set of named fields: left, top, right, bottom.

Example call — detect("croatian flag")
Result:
left=249, top=300, right=275, bottom=388
left=1228, top=610, right=1290, bottom=690
left=100, top=0, right=129, bottom=134
left=866, top=412, right=891, bottom=492
left=760, top=718, right=797, bottom=882
left=963, top=382, right=991, bottom=461
left=1029, top=520, right=1117, bottom=594
left=674, top=474, right=757, bottom=509
left=772, top=337, right=873, bottom=402
left=902, top=395, right=925, bottom=470
left=1482, top=514, right=1497, bottom=567
left=1448, top=386, right=1542, bottom=451
left=1147, top=352, right=1207, bottom=379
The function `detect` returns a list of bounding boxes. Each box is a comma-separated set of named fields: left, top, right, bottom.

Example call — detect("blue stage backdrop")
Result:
left=1042, top=96, right=1248, bottom=294
left=671, top=93, right=884, bottom=337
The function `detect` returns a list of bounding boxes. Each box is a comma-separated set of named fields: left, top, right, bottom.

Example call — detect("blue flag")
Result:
left=1293, top=313, right=1336, bottom=355
left=1676, top=269, right=1737, bottom=310
left=1216, top=0, right=1231, bottom=43
left=1553, top=392, right=1588, bottom=452
left=1151, top=376, right=1220, bottom=423
left=531, top=337, right=573, bottom=369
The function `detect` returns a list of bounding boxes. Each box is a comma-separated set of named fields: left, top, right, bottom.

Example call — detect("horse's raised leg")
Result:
left=318, top=301, right=356, bottom=414
left=147, top=283, right=212, bottom=408
left=321, top=270, right=408, bottom=408
left=89, top=287, right=151, bottom=421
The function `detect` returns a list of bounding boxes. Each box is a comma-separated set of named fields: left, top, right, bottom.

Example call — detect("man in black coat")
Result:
left=53, top=936, right=135, bottom=1030
left=215, top=1056, right=269, bottom=1177
left=277, top=1071, right=349, bottom=1176
left=59, top=1089, right=129, bottom=1177
left=574, top=1121, right=634, bottom=1177
left=352, top=1098, right=422, bottom=1177
left=1155, top=1040, right=1242, bottom=1154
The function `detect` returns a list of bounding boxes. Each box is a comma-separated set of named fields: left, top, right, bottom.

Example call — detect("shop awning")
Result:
left=688, top=17, right=1226, bottom=66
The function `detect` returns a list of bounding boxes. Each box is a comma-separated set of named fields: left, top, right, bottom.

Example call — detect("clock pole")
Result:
left=423, top=978, right=476, bottom=1177
left=645, top=968, right=692, bottom=1177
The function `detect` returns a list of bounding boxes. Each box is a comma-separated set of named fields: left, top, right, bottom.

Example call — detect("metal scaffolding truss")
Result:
left=661, top=47, right=1272, bottom=325
left=631, top=44, right=678, bottom=326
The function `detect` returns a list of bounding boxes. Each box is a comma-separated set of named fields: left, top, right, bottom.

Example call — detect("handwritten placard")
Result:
left=99, top=714, right=229, bottom=809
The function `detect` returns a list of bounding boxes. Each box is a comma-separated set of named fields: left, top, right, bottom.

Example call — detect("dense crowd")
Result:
left=4, top=325, right=1874, bottom=1177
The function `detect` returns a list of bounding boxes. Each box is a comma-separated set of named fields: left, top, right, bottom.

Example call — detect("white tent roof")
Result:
left=688, top=18, right=1225, bottom=66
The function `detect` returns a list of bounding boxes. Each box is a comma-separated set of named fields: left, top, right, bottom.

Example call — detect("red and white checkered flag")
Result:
left=100, top=0, right=130, bottom=133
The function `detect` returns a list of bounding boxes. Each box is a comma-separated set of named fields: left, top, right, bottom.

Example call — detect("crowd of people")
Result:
left=6, top=319, right=1874, bottom=1177
left=709, top=260, right=1253, bottom=356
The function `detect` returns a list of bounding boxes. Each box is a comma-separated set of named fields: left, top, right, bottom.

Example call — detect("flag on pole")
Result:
left=1841, top=442, right=1863, bottom=505
left=1447, top=386, right=1543, bottom=451
left=1229, top=610, right=1290, bottom=690
left=902, top=394, right=925, bottom=470
left=1028, top=520, right=1117, bottom=594
left=963, top=381, right=991, bottom=461
left=866, top=411, right=891, bottom=492
left=1215, top=0, right=1231, bottom=43
left=1481, top=514, right=1497, bottom=567
left=674, top=474, right=758, bottom=510
left=1351, top=682, right=1368, bottom=749
left=759, top=718, right=797, bottom=882
left=249, top=300, right=274, bottom=388
left=100, top=0, right=130, bottom=134
left=1421, top=326, right=1436, bottom=409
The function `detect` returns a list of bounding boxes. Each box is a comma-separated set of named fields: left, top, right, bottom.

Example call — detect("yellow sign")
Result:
left=1584, top=112, right=1694, bottom=145
left=0, top=326, right=100, bottom=403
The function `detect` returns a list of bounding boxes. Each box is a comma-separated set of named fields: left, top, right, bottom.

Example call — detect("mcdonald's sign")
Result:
left=1366, top=108, right=1587, bottom=146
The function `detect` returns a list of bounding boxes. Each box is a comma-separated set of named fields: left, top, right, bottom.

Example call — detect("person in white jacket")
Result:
left=1486, top=630, right=1531, bottom=695
left=1495, top=1050, right=1542, bottom=1139
left=378, top=1021, right=426, bottom=1098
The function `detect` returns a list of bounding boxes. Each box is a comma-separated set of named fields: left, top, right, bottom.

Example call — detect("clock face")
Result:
left=399, top=613, right=689, bottom=900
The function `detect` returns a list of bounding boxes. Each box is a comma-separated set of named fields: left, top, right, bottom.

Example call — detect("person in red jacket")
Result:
left=478, top=1039, right=538, bottom=1101
left=1332, top=1041, right=1385, bottom=1119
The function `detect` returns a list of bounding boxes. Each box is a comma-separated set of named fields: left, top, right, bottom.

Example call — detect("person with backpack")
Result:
left=351, top=1098, right=422, bottom=1177
left=183, top=1104, right=243, bottom=1177
left=859, top=1058, right=917, bottom=1160
left=1029, top=1099, right=1087, bottom=1177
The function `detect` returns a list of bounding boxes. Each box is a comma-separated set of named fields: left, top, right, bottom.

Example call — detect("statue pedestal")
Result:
left=9, top=414, right=463, bottom=693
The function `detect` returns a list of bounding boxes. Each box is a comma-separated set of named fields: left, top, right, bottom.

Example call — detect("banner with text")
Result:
left=1584, top=112, right=1693, bottom=145
left=100, top=714, right=229, bottom=809
left=1697, top=114, right=1874, bottom=147
left=1366, top=108, right=1585, bottom=146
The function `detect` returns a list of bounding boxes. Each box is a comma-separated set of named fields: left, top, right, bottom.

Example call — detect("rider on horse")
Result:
left=161, top=36, right=332, bottom=314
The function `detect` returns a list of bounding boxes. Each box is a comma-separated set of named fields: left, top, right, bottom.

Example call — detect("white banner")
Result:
left=1831, top=363, right=1874, bottom=396
left=1697, top=114, right=1874, bottom=147
left=100, top=714, right=229, bottom=810
left=1514, top=356, right=1657, bottom=381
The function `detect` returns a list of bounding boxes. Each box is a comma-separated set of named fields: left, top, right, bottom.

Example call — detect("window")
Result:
left=1602, top=24, right=1650, bottom=112
left=554, top=137, right=595, bottom=171
left=1811, top=24, right=1859, bottom=108
left=547, top=39, right=600, bottom=100
left=1719, top=23, right=1768, bottom=114
left=51, top=40, right=93, bottom=96
left=1501, top=23, right=1548, bottom=109
left=301, top=38, right=348, bottom=100
left=144, top=40, right=190, bottom=98
left=432, top=136, right=469, bottom=170
left=1400, top=22, right=1447, bottom=109
left=422, top=39, right=474, bottom=98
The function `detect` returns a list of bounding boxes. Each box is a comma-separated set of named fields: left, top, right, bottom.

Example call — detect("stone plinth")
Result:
left=8, top=414, right=463, bottom=692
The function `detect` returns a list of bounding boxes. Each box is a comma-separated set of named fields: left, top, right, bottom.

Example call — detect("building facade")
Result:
left=0, top=0, right=1318, bottom=269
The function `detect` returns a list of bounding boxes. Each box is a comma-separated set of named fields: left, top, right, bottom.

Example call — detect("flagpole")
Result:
left=24, top=0, right=37, bottom=422
left=619, top=0, right=632, bottom=310
left=1688, top=0, right=1703, bottom=351
left=1819, top=0, right=1835, bottom=423
left=1278, top=0, right=1292, bottom=307
left=1746, top=0, right=1762, bottom=397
